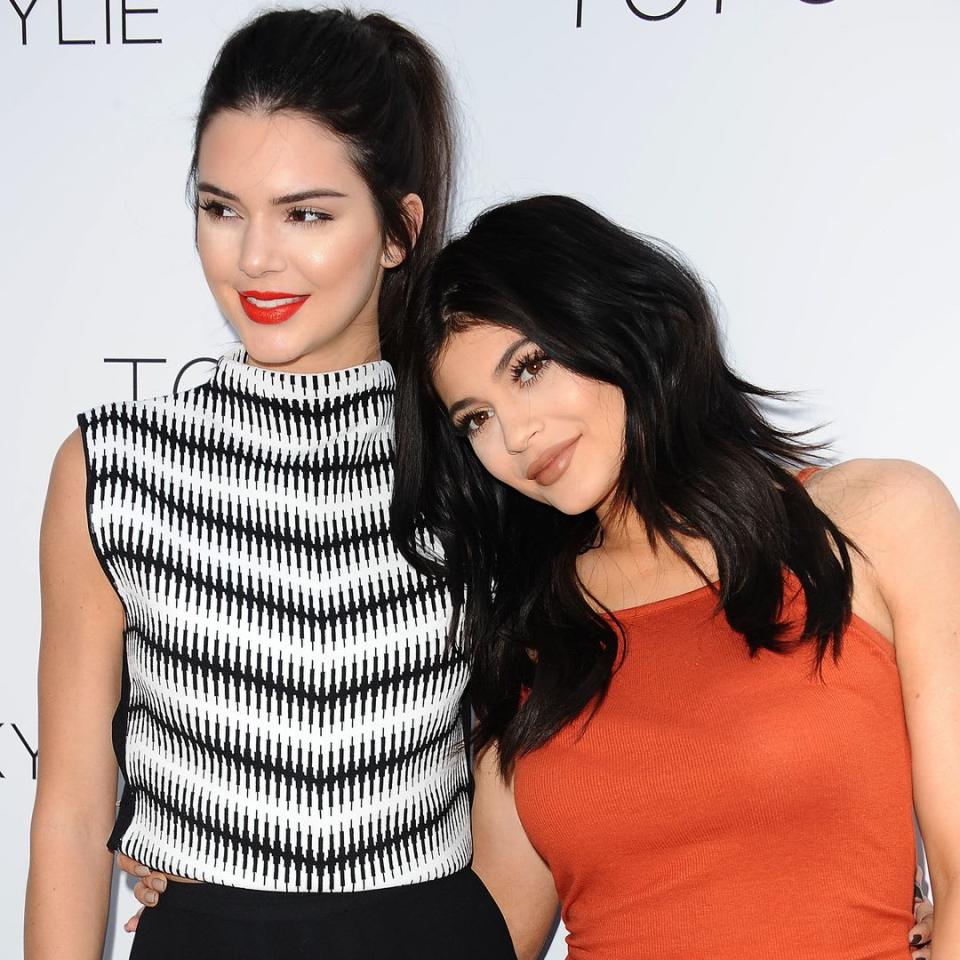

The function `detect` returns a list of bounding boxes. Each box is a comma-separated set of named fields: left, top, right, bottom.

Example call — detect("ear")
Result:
left=381, top=193, right=425, bottom=268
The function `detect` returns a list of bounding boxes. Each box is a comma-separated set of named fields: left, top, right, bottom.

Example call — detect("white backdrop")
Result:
left=2, top=1, right=958, bottom=957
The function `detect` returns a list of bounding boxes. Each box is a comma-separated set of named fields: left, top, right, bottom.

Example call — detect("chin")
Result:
left=540, top=488, right=606, bottom=516
left=232, top=321, right=312, bottom=367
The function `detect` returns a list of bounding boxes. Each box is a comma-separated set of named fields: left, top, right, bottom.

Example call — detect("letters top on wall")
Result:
left=576, top=0, right=836, bottom=29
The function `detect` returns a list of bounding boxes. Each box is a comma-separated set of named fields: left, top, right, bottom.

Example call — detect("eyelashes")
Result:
left=197, top=199, right=333, bottom=226
left=198, top=200, right=233, bottom=220
left=288, top=207, right=334, bottom=225
left=509, top=348, right=549, bottom=385
left=453, top=408, right=491, bottom=437
left=453, top=348, right=551, bottom=438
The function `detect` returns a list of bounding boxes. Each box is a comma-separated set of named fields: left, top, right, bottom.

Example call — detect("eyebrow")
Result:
left=196, top=183, right=348, bottom=204
left=494, top=337, right=531, bottom=378
left=445, top=337, right=532, bottom=421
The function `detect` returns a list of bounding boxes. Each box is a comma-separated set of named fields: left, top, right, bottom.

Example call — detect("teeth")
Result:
left=246, top=296, right=304, bottom=308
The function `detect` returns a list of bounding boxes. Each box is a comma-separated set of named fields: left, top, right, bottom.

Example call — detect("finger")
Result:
left=123, top=906, right=144, bottom=934
left=117, top=853, right=151, bottom=879
left=148, top=875, right=168, bottom=894
left=911, top=950, right=930, bottom=960
left=909, top=920, right=932, bottom=949
left=134, top=880, right=159, bottom=907
left=914, top=898, right=934, bottom=927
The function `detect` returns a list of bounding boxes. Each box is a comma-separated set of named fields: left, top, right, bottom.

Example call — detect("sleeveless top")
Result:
left=77, top=346, right=472, bottom=893
left=513, top=527, right=916, bottom=958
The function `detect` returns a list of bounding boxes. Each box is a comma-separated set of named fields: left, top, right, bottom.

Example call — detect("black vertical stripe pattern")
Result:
left=76, top=346, right=472, bottom=892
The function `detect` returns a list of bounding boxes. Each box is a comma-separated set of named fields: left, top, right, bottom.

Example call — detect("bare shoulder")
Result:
left=42, top=429, right=88, bottom=525
left=804, top=458, right=957, bottom=549
left=40, top=428, right=93, bottom=564
left=40, top=427, right=122, bottom=624
left=50, top=428, right=86, bottom=486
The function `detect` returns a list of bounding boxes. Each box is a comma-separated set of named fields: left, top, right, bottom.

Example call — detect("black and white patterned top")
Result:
left=77, top=346, right=472, bottom=893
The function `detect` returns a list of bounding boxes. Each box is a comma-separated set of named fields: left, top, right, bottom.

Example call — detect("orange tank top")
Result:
left=513, top=528, right=915, bottom=960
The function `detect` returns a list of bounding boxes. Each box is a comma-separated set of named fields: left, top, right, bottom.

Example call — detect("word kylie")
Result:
left=7, top=0, right=160, bottom=46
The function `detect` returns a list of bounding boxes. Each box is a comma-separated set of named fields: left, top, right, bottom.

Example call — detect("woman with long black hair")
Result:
left=392, top=195, right=955, bottom=959
left=25, top=10, right=526, bottom=958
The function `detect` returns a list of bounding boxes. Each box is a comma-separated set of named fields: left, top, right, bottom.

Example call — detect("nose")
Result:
left=238, top=217, right=286, bottom=278
left=500, top=407, right=543, bottom=456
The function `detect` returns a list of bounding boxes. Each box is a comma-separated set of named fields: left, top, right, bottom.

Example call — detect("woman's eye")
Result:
left=288, top=207, right=333, bottom=224
left=456, top=409, right=493, bottom=437
left=199, top=200, right=239, bottom=220
left=513, top=351, right=550, bottom=385
left=518, top=359, right=543, bottom=384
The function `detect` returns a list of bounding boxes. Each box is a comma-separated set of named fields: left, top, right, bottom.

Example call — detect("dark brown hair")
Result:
left=190, top=8, right=456, bottom=358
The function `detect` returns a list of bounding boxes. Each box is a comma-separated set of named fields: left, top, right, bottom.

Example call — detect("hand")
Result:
left=910, top=865, right=933, bottom=960
left=115, top=852, right=168, bottom=933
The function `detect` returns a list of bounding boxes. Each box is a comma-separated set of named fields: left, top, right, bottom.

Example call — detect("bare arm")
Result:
left=471, top=742, right=559, bottom=960
left=24, top=430, right=126, bottom=960
left=879, top=464, right=960, bottom=958
left=829, top=460, right=960, bottom=958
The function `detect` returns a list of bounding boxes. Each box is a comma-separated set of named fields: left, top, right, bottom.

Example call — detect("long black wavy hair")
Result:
left=190, top=7, right=456, bottom=359
left=392, top=195, right=855, bottom=774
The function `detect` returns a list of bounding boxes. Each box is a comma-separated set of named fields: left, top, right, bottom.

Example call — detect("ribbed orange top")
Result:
left=514, top=574, right=915, bottom=959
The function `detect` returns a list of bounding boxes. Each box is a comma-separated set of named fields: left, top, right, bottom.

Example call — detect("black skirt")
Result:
left=129, top=867, right=518, bottom=959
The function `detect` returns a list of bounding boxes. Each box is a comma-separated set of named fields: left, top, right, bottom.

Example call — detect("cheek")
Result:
left=594, top=387, right=627, bottom=462
left=469, top=435, right=551, bottom=504
left=298, top=218, right=383, bottom=292
left=468, top=436, right=506, bottom=482
left=469, top=433, right=514, bottom=486
left=196, top=220, right=236, bottom=284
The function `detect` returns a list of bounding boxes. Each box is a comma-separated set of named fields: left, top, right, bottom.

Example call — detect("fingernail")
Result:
left=135, top=865, right=150, bottom=877
left=147, top=892, right=158, bottom=904
left=152, top=878, right=166, bottom=892
left=911, top=934, right=923, bottom=946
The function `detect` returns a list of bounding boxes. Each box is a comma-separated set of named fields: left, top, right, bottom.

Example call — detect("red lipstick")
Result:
left=526, top=436, right=581, bottom=486
left=238, top=290, right=310, bottom=325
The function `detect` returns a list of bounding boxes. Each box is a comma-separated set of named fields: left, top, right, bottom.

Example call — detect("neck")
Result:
left=594, top=497, right=716, bottom=578
left=594, top=494, right=653, bottom=555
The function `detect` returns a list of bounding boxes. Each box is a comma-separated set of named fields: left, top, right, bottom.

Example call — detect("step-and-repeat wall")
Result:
left=2, top=2, right=957, bottom=957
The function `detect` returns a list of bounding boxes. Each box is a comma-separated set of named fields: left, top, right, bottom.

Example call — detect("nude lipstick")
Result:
left=526, top=436, right=581, bottom=486
left=239, top=290, right=310, bottom=325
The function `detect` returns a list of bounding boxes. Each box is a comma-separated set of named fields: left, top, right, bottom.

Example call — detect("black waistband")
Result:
left=155, top=868, right=475, bottom=921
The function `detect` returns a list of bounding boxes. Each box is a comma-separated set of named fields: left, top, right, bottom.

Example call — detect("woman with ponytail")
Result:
left=25, top=9, right=528, bottom=958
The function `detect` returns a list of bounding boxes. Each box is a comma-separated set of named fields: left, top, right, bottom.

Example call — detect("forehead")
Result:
left=197, top=109, right=361, bottom=193
left=432, top=323, right=525, bottom=400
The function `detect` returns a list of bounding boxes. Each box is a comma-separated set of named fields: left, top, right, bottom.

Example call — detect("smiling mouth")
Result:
left=238, top=290, right=311, bottom=325
left=244, top=294, right=305, bottom=307
left=526, top=436, right=581, bottom=486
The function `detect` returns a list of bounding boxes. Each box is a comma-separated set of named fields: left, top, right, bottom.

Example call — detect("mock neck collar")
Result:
left=213, top=343, right=395, bottom=405
left=208, top=344, right=396, bottom=447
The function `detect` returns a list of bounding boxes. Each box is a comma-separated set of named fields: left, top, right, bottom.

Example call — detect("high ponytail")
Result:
left=358, top=13, right=457, bottom=359
left=189, top=7, right=457, bottom=359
